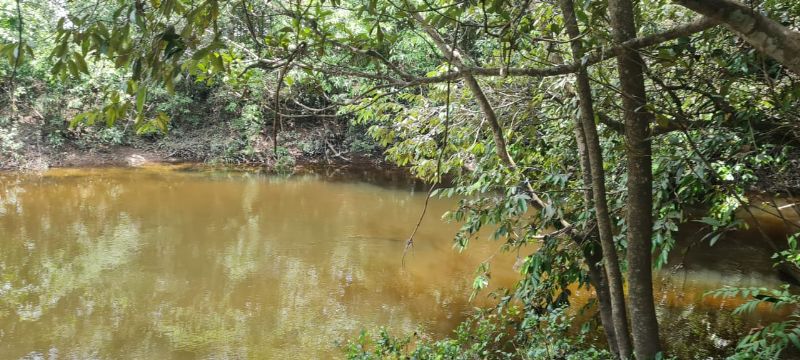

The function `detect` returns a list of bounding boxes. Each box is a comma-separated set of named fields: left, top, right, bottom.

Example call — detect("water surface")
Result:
left=0, top=166, right=518, bottom=359
left=0, top=165, right=791, bottom=359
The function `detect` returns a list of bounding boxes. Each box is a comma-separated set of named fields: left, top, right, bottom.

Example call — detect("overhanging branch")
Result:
left=301, top=17, right=718, bottom=86
left=468, top=17, right=719, bottom=78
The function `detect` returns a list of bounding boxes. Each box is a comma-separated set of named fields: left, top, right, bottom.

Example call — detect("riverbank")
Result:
left=0, top=114, right=385, bottom=171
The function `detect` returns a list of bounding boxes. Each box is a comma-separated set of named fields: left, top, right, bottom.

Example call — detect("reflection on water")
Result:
left=0, top=166, right=517, bottom=359
left=0, top=165, right=792, bottom=358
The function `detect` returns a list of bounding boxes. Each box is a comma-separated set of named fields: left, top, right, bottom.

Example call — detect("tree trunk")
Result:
left=272, top=66, right=288, bottom=156
left=675, top=0, right=800, bottom=75
left=607, top=0, right=662, bottom=358
left=411, top=14, right=631, bottom=354
left=567, top=59, right=621, bottom=359
left=580, top=239, right=621, bottom=357
left=560, top=0, right=631, bottom=357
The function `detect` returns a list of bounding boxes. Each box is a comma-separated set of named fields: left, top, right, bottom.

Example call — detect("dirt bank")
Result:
left=1, top=115, right=384, bottom=171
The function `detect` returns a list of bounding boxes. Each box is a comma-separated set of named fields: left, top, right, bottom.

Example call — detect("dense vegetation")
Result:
left=2, top=0, right=800, bottom=358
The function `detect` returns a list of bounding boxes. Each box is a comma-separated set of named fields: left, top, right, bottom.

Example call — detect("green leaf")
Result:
left=69, top=112, right=92, bottom=128
left=67, top=60, right=80, bottom=77
left=72, top=52, right=89, bottom=74
left=136, top=86, right=147, bottom=114
left=51, top=60, right=64, bottom=76
left=155, top=112, right=170, bottom=132
left=376, top=24, right=384, bottom=44
left=211, top=53, right=225, bottom=72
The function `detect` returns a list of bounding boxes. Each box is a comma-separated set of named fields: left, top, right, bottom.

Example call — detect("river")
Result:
left=0, top=165, right=791, bottom=358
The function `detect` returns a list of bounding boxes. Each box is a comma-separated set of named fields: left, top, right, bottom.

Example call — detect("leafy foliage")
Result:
left=343, top=306, right=611, bottom=360
left=2, top=0, right=800, bottom=357
left=707, top=233, right=800, bottom=359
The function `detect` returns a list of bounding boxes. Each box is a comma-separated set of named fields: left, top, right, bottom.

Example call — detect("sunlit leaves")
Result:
left=0, top=41, right=33, bottom=68
left=136, top=86, right=147, bottom=114
left=66, top=84, right=169, bottom=135
left=470, top=262, right=491, bottom=301
left=706, top=283, right=800, bottom=358
left=5, top=1, right=800, bottom=353
left=136, top=111, right=171, bottom=134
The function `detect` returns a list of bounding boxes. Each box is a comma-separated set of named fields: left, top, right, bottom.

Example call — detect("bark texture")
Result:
left=580, top=239, right=621, bottom=357
left=412, top=14, right=632, bottom=357
left=566, top=55, right=621, bottom=358
left=560, top=0, right=630, bottom=357
left=272, top=66, right=287, bottom=155
left=570, top=118, right=624, bottom=359
left=607, top=0, right=662, bottom=358
left=676, top=0, right=800, bottom=75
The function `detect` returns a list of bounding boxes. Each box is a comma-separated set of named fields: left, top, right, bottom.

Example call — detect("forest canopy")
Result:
left=2, top=0, right=800, bottom=359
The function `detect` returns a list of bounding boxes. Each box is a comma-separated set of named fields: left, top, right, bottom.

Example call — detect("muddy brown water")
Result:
left=0, top=165, right=792, bottom=358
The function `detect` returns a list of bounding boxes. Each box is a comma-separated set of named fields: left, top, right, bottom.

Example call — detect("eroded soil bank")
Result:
left=1, top=113, right=383, bottom=171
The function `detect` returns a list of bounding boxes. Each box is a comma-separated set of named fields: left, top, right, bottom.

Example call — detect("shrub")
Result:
left=343, top=306, right=611, bottom=360
left=707, top=232, right=800, bottom=359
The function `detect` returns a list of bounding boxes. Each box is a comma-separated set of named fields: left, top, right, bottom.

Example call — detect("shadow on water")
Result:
left=0, top=164, right=510, bottom=359
left=651, top=198, right=800, bottom=358
left=0, top=164, right=797, bottom=359
left=163, top=161, right=431, bottom=191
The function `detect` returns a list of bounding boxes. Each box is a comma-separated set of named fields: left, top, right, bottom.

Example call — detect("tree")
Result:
left=607, top=0, right=662, bottom=357
left=3, top=0, right=800, bottom=357
left=559, top=0, right=629, bottom=356
left=676, top=0, right=800, bottom=75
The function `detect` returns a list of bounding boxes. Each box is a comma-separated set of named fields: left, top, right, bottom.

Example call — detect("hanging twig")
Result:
left=9, top=0, right=23, bottom=112
left=402, top=24, right=459, bottom=267
left=270, top=43, right=306, bottom=156
left=272, top=65, right=288, bottom=155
